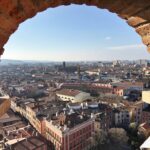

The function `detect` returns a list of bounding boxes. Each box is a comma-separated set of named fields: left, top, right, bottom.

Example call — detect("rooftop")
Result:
left=51, top=111, right=91, bottom=131
left=112, top=81, right=143, bottom=88
left=11, top=136, right=48, bottom=150
left=143, top=105, right=150, bottom=112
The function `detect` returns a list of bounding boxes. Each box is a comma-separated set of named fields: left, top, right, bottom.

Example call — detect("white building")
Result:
left=85, top=70, right=100, bottom=75
left=56, top=89, right=90, bottom=103
left=140, top=136, right=150, bottom=150
left=67, top=103, right=82, bottom=110
left=142, top=91, right=150, bottom=104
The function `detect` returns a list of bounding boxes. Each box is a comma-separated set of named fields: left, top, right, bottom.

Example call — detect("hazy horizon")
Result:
left=1, top=58, right=149, bottom=63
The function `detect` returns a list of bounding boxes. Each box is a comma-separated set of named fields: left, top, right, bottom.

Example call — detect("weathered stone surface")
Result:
left=0, top=0, right=149, bottom=55
left=127, top=17, right=147, bottom=27
left=136, top=24, right=150, bottom=36
left=142, top=35, right=150, bottom=46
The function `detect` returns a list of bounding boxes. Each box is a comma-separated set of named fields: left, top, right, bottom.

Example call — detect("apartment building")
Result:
left=114, top=108, right=130, bottom=128
left=129, top=103, right=144, bottom=125
left=141, top=106, right=150, bottom=124
left=113, top=101, right=144, bottom=127
left=95, top=105, right=113, bottom=131
left=45, top=112, right=94, bottom=150
left=112, top=81, right=144, bottom=96
left=11, top=98, right=45, bottom=135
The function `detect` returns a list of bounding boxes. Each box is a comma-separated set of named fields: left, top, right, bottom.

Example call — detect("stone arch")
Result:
left=0, top=0, right=150, bottom=56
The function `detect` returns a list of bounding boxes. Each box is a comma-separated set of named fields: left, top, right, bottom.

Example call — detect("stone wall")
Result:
left=0, top=0, right=150, bottom=55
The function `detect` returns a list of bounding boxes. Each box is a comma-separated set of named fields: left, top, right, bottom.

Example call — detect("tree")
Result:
left=90, top=128, right=131, bottom=150
left=89, top=129, right=108, bottom=150
left=108, top=128, right=129, bottom=144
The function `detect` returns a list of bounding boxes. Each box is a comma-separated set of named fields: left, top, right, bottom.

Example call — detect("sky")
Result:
left=3, top=4, right=150, bottom=61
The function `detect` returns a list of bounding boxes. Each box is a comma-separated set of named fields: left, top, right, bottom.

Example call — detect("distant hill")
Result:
left=0, top=59, right=59, bottom=65
left=0, top=59, right=25, bottom=65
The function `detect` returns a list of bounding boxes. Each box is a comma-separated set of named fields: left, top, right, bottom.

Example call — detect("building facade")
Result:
left=56, top=89, right=90, bottom=103
left=10, top=98, right=95, bottom=150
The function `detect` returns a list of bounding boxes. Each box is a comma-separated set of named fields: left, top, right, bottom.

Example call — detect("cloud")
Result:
left=107, top=44, right=145, bottom=50
left=105, top=36, right=111, bottom=40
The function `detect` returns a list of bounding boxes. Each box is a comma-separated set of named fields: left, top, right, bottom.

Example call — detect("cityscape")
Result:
left=0, top=1, right=150, bottom=150
left=0, top=60, right=150, bottom=150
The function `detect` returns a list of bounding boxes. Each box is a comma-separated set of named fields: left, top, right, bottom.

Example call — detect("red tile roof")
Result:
left=57, top=89, right=81, bottom=97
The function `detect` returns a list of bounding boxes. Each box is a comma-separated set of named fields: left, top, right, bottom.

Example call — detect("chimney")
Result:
left=62, top=114, right=66, bottom=125
left=80, top=115, right=83, bottom=119
left=56, top=112, right=58, bottom=117
left=91, top=113, right=94, bottom=118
